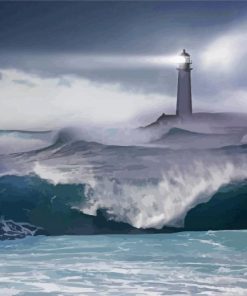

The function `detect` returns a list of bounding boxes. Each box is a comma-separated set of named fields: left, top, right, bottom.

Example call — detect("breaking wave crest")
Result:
left=80, top=161, right=247, bottom=229
left=1, top=124, right=247, bottom=239
left=1, top=159, right=247, bottom=238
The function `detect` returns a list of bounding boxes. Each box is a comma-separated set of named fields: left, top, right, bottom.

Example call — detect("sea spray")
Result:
left=1, top=127, right=247, bottom=236
left=79, top=160, right=247, bottom=228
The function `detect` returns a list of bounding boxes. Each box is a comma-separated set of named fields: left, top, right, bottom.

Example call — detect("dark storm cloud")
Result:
left=0, top=1, right=247, bottom=97
left=0, top=1, right=243, bottom=53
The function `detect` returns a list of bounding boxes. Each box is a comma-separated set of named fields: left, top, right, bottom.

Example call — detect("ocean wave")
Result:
left=0, top=168, right=247, bottom=239
left=79, top=161, right=247, bottom=229
left=1, top=125, right=247, bottom=239
left=3, top=125, right=247, bottom=158
left=152, top=127, right=246, bottom=149
left=0, top=129, right=54, bottom=154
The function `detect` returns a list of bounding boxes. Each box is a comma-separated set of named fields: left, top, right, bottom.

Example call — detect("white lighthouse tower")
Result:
left=176, top=49, right=192, bottom=118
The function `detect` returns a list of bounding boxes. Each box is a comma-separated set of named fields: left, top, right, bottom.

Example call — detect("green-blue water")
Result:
left=1, top=126, right=247, bottom=294
left=1, top=231, right=247, bottom=295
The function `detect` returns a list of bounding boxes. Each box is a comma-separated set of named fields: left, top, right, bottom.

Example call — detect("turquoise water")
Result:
left=1, top=128, right=247, bottom=295
left=1, top=231, right=247, bottom=295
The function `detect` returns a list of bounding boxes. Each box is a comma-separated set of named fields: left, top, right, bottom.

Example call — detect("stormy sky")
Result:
left=1, top=1, right=247, bottom=129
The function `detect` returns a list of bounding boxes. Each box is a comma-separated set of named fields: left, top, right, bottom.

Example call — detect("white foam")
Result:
left=0, top=288, right=19, bottom=296
left=0, top=217, right=42, bottom=238
left=80, top=160, right=247, bottom=229
left=33, top=162, right=96, bottom=187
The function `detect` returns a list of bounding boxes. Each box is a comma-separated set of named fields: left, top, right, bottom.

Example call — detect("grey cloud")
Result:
left=0, top=53, right=179, bottom=95
left=57, top=78, right=72, bottom=88
left=12, top=79, right=36, bottom=88
left=0, top=1, right=246, bottom=103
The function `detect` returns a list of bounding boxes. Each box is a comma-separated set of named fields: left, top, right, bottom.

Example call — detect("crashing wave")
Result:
left=0, top=168, right=246, bottom=238
left=1, top=124, right=247, bottom=239
left=80, top=161, right=247, bottom=228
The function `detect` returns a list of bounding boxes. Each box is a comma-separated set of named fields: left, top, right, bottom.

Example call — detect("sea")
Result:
left=0, top=231, right=247, bottom=295
left=1, top=115, right=247, bottom=295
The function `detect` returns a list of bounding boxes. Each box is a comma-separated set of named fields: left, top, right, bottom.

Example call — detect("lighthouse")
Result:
left=176, top=49, right=192, bottom=118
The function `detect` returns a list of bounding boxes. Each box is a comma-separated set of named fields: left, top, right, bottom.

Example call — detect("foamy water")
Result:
left=0, top=231, right=247, bottom=295
left=0, top=124, right=247, bottom=295
left=1, top=126, right=247, bottom=231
